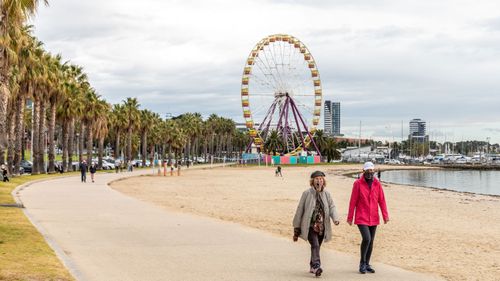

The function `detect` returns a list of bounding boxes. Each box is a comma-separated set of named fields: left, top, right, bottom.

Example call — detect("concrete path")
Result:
left=16, top=166, right=443, bottom=281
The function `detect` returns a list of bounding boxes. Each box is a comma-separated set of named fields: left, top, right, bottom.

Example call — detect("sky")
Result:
left=31, top=0, right=500, bottom=144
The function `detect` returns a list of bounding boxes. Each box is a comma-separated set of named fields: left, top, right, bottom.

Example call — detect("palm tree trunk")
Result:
left=62, top=121, right=69, bottom=172
left=31, top=97, right=40, bottom=174
left=67, top=118, right=75, bottom=171
left=78, top=124, right=84, bottom=163
left=115, top=132, right=121, bottom=160
left=0, top=83, right=9, bottom=159
left=142, top=131, right=147, bottom=167
left=127, top=127, right=132, bottom=163
left=38, top=100, right=46, bottom=174
left=7, top=104, right=15, bottom=175
left=98, top=137, right=104, bottom=169
left=0, top=9, right=10, bottom=159
left=86, top=122, right=93, bottom=165
left=149, top=143, right=154, bottom=168
left=13, top=95, right=26, bottom=176
left=47, top=102, right=56, bottom=173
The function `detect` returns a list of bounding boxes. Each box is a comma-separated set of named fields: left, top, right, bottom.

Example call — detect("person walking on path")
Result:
left=89, top=163, right=97, bottom=183
left=347, top=161, right=389, bottom=274
left=1, top=164, right=9, bottom=182
left=80, top=160, right=88, bottom=183
left=293, top=170, right=340, bottom=277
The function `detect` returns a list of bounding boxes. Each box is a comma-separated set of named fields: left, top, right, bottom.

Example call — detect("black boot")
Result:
left=359, top=262, right=367, bottom=274
left=365, top=263, right=375, bottom=273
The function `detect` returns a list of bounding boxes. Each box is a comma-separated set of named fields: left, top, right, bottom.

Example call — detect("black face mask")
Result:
left=364, top=171, right=374, bottom=180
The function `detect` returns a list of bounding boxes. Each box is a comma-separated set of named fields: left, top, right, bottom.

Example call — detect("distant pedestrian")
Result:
left=347, top=162, right=389, bottom=274
left=80, top=160, right=88, bottom=183
left=377, top=169, right=381, bottom=180
left=275, top=165, right=282, bottom=177
left=1, top=164, right=9, bottom=182
left=90, top=163, right=97, bottom=183
left=293, top=170, right=340, bottom=277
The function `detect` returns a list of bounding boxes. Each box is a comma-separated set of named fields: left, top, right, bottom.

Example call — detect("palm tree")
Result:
left=94, top=99, right=110, bottom=169
left=139, top=109, right=154, bottom=167
left=110, top=104, right=126, bottom=161
left=122, top=97, right=140, bottom=163
left=46, top=54, right=64, bottom=173
left=265, top=130, right=283, bottom=155
left=324, top=138, right=341, bottom=162
left=312, top=129, right=328, bottom=155
left=83, top=89, right=99, bottom=165
left=0, top=0, right=48, bottom=161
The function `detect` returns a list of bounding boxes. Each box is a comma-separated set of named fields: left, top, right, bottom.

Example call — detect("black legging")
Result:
left=357, top=225, right=377, bottom=264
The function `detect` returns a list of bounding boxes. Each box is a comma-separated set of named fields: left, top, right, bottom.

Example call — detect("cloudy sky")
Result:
left=31, top=0, right=500, bottom=144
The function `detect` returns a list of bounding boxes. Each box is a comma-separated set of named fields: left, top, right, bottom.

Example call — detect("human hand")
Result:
left=384, top=218, right=389, bottom=224
left=334, top=221, right=340, bottom=225
left=293, top=235, right=298, bottom=242
left=347, top=220, right=352, bottom=226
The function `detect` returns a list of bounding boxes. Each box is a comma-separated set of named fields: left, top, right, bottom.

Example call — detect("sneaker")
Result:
left=309, top=267, right=314, bottom=273
left=366, top=264, right=375, bottom=273
left=359, top=262, right=367, bottom=274
left=312, top=267, right=323, bottom=277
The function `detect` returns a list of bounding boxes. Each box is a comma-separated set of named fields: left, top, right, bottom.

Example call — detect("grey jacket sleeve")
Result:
left=327, top=192, right=339, bottom=222
left=293, top=191, right=307, bottom=228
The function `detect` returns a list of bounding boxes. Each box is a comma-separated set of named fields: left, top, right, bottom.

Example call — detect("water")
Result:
left=380, top=169, right=500, bottom=196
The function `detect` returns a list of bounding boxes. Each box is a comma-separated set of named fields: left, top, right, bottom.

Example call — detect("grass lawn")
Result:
left=0, top=174, right=75, bottom=281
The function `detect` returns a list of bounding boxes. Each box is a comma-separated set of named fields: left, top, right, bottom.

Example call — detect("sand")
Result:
left=110, top=164, right=500, bottom=281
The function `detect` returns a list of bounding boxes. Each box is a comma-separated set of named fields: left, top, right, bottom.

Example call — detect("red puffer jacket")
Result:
left=347, top=177, right=389, bottom=226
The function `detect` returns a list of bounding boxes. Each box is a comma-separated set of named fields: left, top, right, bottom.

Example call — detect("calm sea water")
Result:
left=380, top=169, right=500, bottom=196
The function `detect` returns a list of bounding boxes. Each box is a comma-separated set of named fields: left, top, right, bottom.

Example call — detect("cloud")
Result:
left=30, top=0, right=500, bottom=144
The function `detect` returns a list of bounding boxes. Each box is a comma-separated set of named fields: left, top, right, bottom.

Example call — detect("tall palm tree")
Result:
left=312, top=129, right=328, bottom=155
left=139, top=109, right=154, bottom=167
left=110, top=104, right=126, bottom=160
left=122, top=97, right=140, bottom=163
left=264, top=130, right=283, bottom=155
left=324, top=138, right=341, bottom=162
left=0, top=0, right=48, bottom=161
left=83, top=89, right=99, bottom=165
left=94, top=99, right=110, bottom=169
left=46, top=54, right=64, bottom=173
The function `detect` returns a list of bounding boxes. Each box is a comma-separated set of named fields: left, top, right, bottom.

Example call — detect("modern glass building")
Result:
left=409, top=118, right=428, bottom=143
left=324, top=100, right=332, bottom=135
left=324, top=100, right=341, bottom=136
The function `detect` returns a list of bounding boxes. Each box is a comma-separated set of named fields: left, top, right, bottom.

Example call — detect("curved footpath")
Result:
left=16, top=166, right=443, bottom=281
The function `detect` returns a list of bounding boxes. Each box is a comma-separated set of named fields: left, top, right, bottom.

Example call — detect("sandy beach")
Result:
left=111, top=165, right=500, bottom=281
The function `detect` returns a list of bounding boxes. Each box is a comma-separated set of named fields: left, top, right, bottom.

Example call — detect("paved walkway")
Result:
left=16, top=166, right=443, bottom=281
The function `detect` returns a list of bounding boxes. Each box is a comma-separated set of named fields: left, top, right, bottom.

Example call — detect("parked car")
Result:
left=20, top=160, right=32, bottom=174
left=101, top=159, right=115, bottom=170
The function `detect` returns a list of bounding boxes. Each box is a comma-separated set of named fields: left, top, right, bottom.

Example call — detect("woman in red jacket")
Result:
left=347, top=161, right=389, bottom=274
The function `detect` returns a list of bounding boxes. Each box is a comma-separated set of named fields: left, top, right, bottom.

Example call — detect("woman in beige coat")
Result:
left=293, top=170, right=340, bottom=277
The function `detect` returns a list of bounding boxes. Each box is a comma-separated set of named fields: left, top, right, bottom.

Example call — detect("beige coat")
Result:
left=293, top=187, right=339, bottom=242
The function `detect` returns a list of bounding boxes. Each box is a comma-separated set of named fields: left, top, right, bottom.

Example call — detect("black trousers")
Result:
left=308, top=227, right=324, bottom=268
left=357, top=225, right=377, bottom=264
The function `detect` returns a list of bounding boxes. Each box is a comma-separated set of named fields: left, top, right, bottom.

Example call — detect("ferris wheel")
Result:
left=241, top=34, right=322, bottom=155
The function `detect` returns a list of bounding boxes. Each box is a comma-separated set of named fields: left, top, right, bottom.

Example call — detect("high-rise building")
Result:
left=409, top=118, right=428, bottom=143
left=332, top=102, right=341, bottom=136
left=324, top=100, right=333, bottom=135
left=324, top=100, right=342, bottom=136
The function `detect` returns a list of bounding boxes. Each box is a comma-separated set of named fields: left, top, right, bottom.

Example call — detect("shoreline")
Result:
left=111, top=165, right=500, bottom=281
